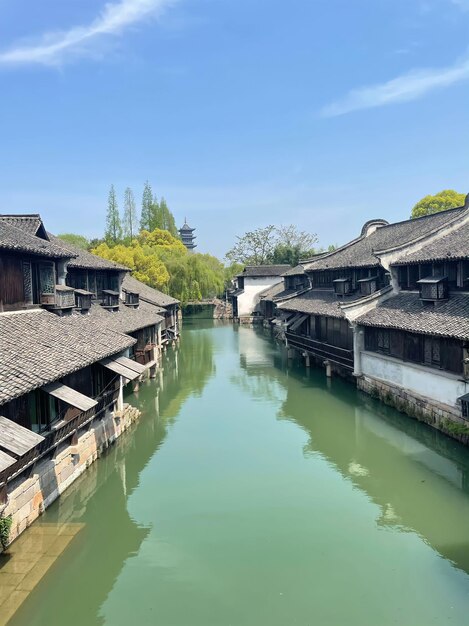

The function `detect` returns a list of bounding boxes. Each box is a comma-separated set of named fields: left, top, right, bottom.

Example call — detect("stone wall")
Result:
left=0, top=403, right=140, bottom=548
left=357, top=375, right=469, bottom=445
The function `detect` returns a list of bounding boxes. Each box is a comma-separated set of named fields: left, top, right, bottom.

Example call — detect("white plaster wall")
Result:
left=238, top=276, right=283, bottom=316
left=361, top=351, right=469, bottom=408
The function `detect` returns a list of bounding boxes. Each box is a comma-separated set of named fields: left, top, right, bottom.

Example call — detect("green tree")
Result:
left=225, top=224, right=318, bottom=266
left=57, top=233, right=90, bottom=250
left=105, top=184, right=122, bottom=244
left=224, top=262, right=244, bottom=289
left=123, top=187, right=138, bottom=241
left=148, top=195, right=160, bottom=232
left=225, top=225, right=277, bottom=265
left=158, top=197, right=178, bottom=237
left=148, top=195, right=178, bottom=236
left=93, top=227, right=225, bottom=303
left=140, top=181, right=153, bottom=231
left=411, top=190, right=466, bottom=218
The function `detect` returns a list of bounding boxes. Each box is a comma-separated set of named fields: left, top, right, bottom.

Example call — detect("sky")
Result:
left=0, top=0, right=467, bottom=258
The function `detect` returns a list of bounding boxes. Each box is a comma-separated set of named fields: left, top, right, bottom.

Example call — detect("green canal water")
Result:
left=6, top=321, right=469, bottom=625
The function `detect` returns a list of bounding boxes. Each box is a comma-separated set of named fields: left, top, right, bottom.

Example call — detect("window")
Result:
left=28, top=390, right=58, bottom=433
left=377, top=330, right=390, bottom=353
left=365, top=328, right=463, bottom=375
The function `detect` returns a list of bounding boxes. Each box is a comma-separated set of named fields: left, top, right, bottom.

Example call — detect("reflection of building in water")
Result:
left=279, top=375, right=469, bottom=574
left=9, top=408, right=167, bottom=625
left=234, top=326, right=289, bottom=404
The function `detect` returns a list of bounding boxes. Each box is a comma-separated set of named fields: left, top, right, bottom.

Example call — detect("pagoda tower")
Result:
left=179, top=219, right=197, bottom=252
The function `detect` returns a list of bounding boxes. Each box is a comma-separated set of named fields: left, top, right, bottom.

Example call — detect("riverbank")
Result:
left=4, top=322, right=469, bottom=626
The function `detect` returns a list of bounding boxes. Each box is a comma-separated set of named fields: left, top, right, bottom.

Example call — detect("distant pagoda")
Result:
left=179, top=219, right=197, bottom=252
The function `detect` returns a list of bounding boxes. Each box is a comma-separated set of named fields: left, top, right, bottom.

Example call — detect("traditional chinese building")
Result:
left=269, top=198, right=469, bottom=439
left=0, top=213, right=179, bottom=547
left=179, top=219, right=196, bottom=252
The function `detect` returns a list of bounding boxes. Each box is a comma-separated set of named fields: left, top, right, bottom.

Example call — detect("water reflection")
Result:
left=240, top=327, right=469, bottom=576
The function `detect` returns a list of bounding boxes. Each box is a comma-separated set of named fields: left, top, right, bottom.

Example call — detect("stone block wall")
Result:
left=357, top=375, right=469, bottom=445
left=1, top=403, right=141, bottom=548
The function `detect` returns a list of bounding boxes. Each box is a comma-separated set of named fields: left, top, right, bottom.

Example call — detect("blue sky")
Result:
left=0, top=0, right=467, bottom=257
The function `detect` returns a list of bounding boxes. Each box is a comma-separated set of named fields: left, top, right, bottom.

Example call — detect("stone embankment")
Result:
left=0, top=404, right=140, bottom=549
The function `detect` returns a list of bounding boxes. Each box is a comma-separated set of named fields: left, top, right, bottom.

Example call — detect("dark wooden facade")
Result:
left=1, top=365, right=116, bottom=433
left=397, top=260, right=469, bottom=291
left=66, top=268, right=120, bottom=300
left=0, top=253, right=56, bottom=311
left=286, top=314, right=354, bottom=369
left=365, top=327, right=464, bottom=376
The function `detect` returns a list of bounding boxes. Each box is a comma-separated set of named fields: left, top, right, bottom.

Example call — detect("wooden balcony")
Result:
left=285, top=331, right=354, bottom=370
left=0, top=387, right=120, bottom=487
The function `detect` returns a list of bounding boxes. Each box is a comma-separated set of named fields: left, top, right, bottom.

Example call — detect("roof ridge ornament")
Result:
left=464, top=193, right=469, bottom=210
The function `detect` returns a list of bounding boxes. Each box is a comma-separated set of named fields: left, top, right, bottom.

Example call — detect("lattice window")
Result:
left=22, top=262, right=32, bottom=302
left=39, top=263, right=55, bottom=294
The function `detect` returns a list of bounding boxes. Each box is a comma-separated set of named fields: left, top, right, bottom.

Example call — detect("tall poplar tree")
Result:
left=140, top=181, right=153, bottom=231
left=159, top=197, right=178, bottom=236
left=105, top=184, right=122, bottom=244
left=149, top=194, right=160, bottom=232
left=123, top=187, right=138, bottom=241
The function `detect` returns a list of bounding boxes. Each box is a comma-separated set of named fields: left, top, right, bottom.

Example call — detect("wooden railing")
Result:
left=0, top=387, right=120, bottom=487
left=286, top=331, right=354, bottom=370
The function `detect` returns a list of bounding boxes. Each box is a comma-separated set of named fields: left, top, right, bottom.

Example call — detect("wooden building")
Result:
left=0, top=213, right=179, bottom=542
left=272, top=199, right=469, bottom=434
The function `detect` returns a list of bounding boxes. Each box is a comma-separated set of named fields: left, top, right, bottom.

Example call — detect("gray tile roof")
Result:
left=81, top=300, right=164, bottom=334
left=0, top=221, right=74, bottom=259
left=0, top=215, right=44, bottom=237
left=48, top=233, right=131, bottom=271
left=0, top=309, right=136, bottom=405
left=282, top=265, right=306, bottom=277
left=277, top=289, right=346, bottom=319
left=357, top=292, right=469, bottom=340
left=304, top=207, right=467, bottom=271
left=393, top=221, right=469, bottom=265
left=122, top=274, right=179, bottom=307
left=238, top=265, right=291, bottom=277
left=258, top=282, right=288, bottom=301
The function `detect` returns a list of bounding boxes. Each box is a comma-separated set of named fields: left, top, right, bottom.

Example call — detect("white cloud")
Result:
left=321, top=55, right=469, bottom=117
left=0, top=0, right=176, bottom=66
left=451, top=0, right=469, bottom=10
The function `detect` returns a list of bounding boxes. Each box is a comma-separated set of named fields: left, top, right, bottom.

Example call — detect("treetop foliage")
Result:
left=92, top=227, right=224, bottom=303
left=57, top=233, right=90, bottom=250
left=411, top=189, right=466, bottom=219
left=225, top=224, right=319, bottom=267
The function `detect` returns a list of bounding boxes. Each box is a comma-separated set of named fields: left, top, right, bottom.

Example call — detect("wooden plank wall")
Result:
left=0, top=255, right=25, bottom=308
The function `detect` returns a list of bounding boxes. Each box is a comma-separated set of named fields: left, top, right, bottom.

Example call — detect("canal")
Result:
left=4, top=320, right=469, bottom=625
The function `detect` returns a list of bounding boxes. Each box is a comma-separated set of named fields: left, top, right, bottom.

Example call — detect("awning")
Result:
left=289, top=313, right=309, bottom=332
left=0, top=415, right=44, bottom=458
left=0, top=449, right=16, bottom=473
left=100, top=357, right=140, bottom=381
left=112, top=356, right=147, bottom=375
left=44, top=382, right=98, bottom=412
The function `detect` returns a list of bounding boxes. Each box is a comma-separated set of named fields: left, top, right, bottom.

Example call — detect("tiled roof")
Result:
left=282, top=265, right=306, bottom=277
left=258, top=283, right=288, bottom=301
left=393, top=221, right=469, bottom=265
left=80, top=300, right=164, bottom=334
left=48, top=234, right=130, bottom=271
left=356, top=292, right=469, bottom=340
left=0, top=221, right=74, bottom=259
left=277, top=289, right=345, bottom=319
left=304, top=207, right=467, bottom=271
left=0, top=309, right=135, bottom=405
left=122, top=274, right=179, bottom=307
left=0, top=215, right=44, bottom=237
left=239, top=265, right=291, bottom=277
